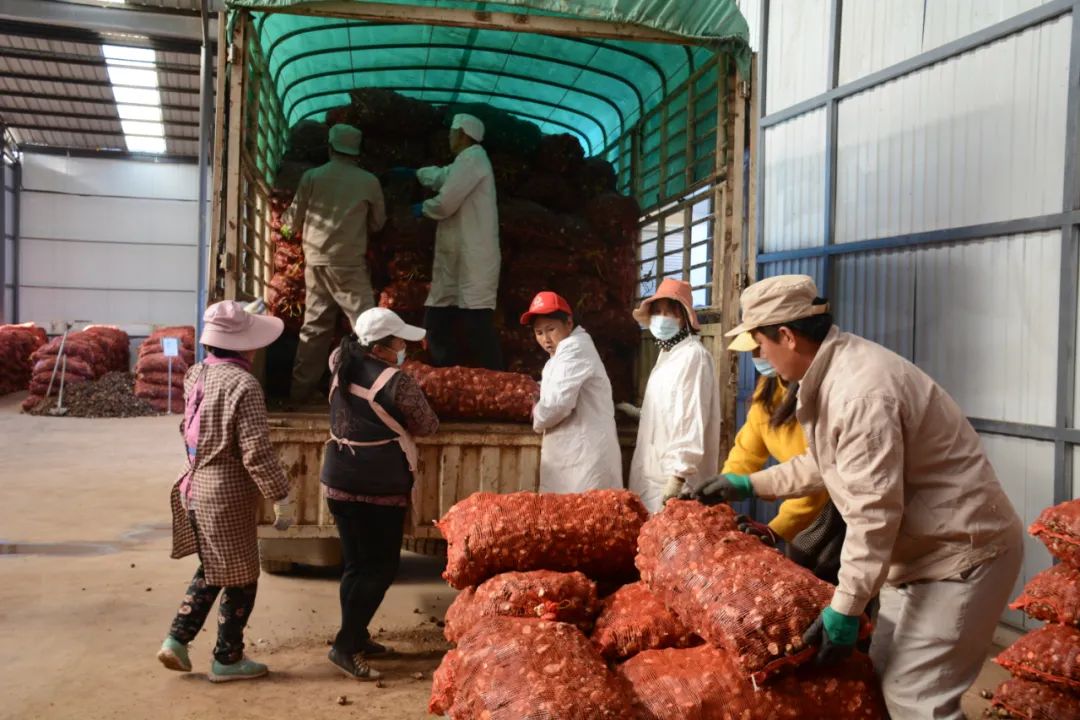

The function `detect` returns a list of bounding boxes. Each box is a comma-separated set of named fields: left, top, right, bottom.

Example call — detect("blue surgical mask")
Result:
left=396, top=348, right=407, bottom=366
left=649, top=315, right=682, bottom=341
left=752, top=356, right=777, bottom=377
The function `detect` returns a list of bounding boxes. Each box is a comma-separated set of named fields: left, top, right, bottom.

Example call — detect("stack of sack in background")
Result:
left=0, top=323, right=47, bottom=396
left=400, top=360, right=538, bottom=423
left=133, top=326, right=195, bottom=413
left=266, top=88, right=641, bottom=406
left=429, top=491, right=888, bottom=720
left=22, top=326, right=130, bottom=411
left=989, top=500, right=1080, bottom=719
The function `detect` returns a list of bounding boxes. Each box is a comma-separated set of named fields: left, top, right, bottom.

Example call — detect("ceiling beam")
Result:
left=0, top=90, right=198, bottom=113
left=0, top=106, right=200, bottom=128
left=0, top=47, right=202, bottom=77
left=0, top=70, right=199, bottom=95
left=6, top=122, right=198, bottom=142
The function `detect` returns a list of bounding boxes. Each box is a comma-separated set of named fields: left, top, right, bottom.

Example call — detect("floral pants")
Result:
left=168, top=511, right=257, bottom=664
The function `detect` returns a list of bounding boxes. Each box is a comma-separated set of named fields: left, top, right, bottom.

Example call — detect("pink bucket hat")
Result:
left=199, top=300, right=284, bottom=351
left=632, top=278, right=700, bottom=330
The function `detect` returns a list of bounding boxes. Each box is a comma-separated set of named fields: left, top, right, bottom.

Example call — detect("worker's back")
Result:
left=294, top=156, right=386, bottom=267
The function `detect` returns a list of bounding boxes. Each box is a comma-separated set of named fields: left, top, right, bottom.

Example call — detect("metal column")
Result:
left=195, top=0, right=214, bottom=362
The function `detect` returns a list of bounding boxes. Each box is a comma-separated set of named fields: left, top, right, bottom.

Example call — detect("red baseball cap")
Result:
left=519, top=291, right=573, bottom=325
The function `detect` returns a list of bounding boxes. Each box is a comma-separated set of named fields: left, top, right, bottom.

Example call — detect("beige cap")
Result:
left=725, top=275, right=828, bottom=350
left=329, top=123, right=362, bottom=156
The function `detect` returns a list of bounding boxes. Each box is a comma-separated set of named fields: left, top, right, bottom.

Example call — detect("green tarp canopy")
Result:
left=227, top=0, right=750, bottom=162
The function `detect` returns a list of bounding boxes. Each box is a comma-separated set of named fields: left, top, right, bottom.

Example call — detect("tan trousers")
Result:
left=291, top=264, right=374, bottom=401
left=869, top=527, right=1023, bottom=720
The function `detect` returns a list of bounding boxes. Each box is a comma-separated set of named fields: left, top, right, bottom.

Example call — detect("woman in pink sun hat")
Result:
left=157, top=300, right=293, bottom=683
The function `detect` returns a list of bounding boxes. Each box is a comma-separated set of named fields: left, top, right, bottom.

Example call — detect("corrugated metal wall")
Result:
left=763, top=109, right=827, bottom=251
left=2, top=158, right=14, bottom=324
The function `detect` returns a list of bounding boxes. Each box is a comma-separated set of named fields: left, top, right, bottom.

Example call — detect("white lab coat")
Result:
left=629, top=334, right=722, bottom=513
left=416, top=145, right=500, bottom=310
left=532, top=327, right=623, bottom=494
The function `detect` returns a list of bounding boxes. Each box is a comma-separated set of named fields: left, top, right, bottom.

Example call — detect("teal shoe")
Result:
left=208, top=656, right=269, bottom=683
left=157, top=636, right=192, bottom=672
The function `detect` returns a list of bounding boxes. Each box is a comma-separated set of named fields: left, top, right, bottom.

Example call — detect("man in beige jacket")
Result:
left=287, top=124, right=386, bottom=402
left=691, top=274, right=1023, bottom=720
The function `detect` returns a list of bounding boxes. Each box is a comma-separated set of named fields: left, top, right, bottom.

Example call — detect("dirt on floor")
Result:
left=0, top=390, right=1009, bottom=720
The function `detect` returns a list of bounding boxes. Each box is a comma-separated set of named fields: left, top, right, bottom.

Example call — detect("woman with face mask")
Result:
left=521, top=291, right=623, bottom=494
left=320, top=307, right=439, bottom=681
left=626, top=279, right=722, bottom=513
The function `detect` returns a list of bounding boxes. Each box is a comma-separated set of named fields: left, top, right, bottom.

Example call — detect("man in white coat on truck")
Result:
left=522, top=291, right=622, bottom=494
left=410, top=113, right=502, bottom=370
left=689, top=274, right=1023, bottom=720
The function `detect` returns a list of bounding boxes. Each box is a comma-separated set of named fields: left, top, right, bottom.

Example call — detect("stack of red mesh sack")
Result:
left=989, top=500, right=1080, bottom=719
left=22, top=326, right=130, bottom=411
left=402, top=361, right=538, bottom=423
left=266, top=197, right=306, bottom=334
left=0, top=323, right=47, bottom=395
left=133, top=326, right=195, bottom=413
left=429, top=490, right=649, bottom=719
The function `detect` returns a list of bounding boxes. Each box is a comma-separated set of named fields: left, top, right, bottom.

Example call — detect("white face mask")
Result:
left=649, top=315, right=682, bottom=342
left=395, top=348, right=406, bottom=366
left=752, top=356, right=777, bottom=377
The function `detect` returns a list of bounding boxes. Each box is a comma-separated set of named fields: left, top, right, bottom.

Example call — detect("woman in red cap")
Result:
left=521, top=291, right=622, bottom=493
left=626, top=278, right=722, bottom=513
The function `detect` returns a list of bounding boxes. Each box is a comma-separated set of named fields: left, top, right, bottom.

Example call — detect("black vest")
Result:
left=320, top=355, right=413, bottom=496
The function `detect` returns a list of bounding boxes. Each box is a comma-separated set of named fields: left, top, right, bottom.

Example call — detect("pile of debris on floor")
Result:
left=429, top=490, right=889, bottom=720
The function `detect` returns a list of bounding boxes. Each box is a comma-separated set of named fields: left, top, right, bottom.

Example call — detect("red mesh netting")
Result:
left=444, top=570, right=599, bottom=644
left=0, top=323, right=47, bottom=395
left=404, top=362, right=539, bottom=423
left=428, top=617, right=635, bottom=719
left=1031, top=500, right=1080, bottom=568
left=636, top=500, right=869, bottom=683
left=992, top=677, right=1080, bottom=720
left=438, top=489, right=648, bottom=589
left=591, top=581, right=699, bottom=661
left=996, top=625, right=1080, bottom=693
left=83, top=325, right=130, bottom=372
left=619, top=644, right=887, bottom=720
left=133, top=327, right=195, bottom=413
left=1010, top=563, right=1080, bottom=626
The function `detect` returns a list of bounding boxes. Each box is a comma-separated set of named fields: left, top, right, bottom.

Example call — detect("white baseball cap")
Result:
left=451, top=113, right=485, bottom=142
left=354, top=307, right=426, bottom=346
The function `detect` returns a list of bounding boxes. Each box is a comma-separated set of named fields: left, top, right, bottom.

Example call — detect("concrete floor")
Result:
left=0, top=390, right=1011, bottom=719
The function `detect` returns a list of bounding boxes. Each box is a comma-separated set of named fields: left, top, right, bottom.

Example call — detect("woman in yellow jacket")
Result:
left=723, top=332, right=843, bottom=582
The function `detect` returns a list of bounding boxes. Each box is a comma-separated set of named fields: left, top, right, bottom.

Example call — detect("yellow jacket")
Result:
left=721, top=378, right=828, bottom=542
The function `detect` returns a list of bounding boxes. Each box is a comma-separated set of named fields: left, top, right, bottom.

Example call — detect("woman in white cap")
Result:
left=521, top=290, right=622, bottom=494
left=322, top=307, right=438, bottom=681
left=157, top=300, right=293, bottom=682
left=625, top=278, right=722, bottom=513
left=399, top=113, right=501, bottom=370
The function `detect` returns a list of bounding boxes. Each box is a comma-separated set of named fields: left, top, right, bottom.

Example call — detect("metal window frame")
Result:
left=755, top=0, right=1080, bottom=504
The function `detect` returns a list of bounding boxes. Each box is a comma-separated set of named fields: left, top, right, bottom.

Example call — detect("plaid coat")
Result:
left=170, top=362, right=290, bottom=587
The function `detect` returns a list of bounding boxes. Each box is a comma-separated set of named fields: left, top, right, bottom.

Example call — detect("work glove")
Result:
left=735, top=514, right=781, bottom=546
left=686, top=473, right=753, bottom=505
left=280, top=223, right=293, bottom=240
left=410, top=202, right=425, bottom=219
left=802, top=607, right=859, bottom=667
left=388, top=166, right=417, bottom=181
left=615, top=402, right=641, bottom=419
left=661, top=477, right=685, bottom=505
left=273, top=496, right=296, bottom=532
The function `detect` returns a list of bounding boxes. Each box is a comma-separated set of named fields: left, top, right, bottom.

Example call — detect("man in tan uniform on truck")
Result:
left=286, top=123, right=386, bottom=402
left=690, top=274, right=1023, bottom=720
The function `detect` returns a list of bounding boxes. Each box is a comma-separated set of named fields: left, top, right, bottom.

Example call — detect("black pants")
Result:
left=168, top=512, right=257, bottom=664
left=328, top=499, right=407, bottom=655
left=424, top=306, right=503, bottom=370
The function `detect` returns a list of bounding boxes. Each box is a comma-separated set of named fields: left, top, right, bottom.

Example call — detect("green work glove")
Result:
left=689, top=473, right=753, bottom=505
left=280, top=223, right=293, bottom=239
left=802, top=607, right=859, bottom=667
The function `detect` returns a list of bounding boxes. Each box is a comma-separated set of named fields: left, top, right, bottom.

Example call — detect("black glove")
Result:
left=801, top=609, right=858, bottom=667
left=735, top=514, right=781, bottom=546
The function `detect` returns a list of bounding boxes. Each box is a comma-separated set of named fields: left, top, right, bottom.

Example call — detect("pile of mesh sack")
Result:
left=0, top=323, right=47, bottom=396
left=22, top=326, right=130, bottom=411
left=133, top=326, right=195, bottom=413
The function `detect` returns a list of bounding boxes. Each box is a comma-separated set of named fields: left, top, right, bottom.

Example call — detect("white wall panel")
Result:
left=20, top=192, right=197, bottom=247
left=765, top=0, right=829, bottom=113
left=21, top=154, right=199, bottom=201
left=981, top=434, right=1053, bottom=629
left=18, top=287, right=196, bottom=330
left=19, top=239, right=196, bottom=292
left=737, top=0, right=764, bottom=52
left=923, top=0, right=1056, bottom=51
left=763, top=108, right=826, bottom=252
left=835, top=17, right=1070, bottom=244
left=833, top=250, right=917, bottom=359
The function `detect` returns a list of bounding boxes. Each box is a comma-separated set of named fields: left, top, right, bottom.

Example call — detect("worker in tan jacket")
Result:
left=287, top=124, right=387, bottom=402
left=689, top=274, right=1023, bottom=720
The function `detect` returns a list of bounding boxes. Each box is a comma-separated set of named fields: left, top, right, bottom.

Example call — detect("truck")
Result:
left=207, top=0, right=757, bottom=569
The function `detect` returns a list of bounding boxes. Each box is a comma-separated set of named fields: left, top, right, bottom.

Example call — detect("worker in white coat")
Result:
left=409, top=113, right=502, bottom=370
left=522, top=291, right=622, bottom=494
left=625, top=278, right=722, bottom=513
left=690, top=275, right=1023, bottom=720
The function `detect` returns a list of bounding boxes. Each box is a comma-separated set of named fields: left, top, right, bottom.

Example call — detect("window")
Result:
left=637, top=186, right=714, bottom=307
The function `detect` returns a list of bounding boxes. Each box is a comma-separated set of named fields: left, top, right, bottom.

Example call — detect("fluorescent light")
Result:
left=111, top=87, right=161, bottom=106
left=102, top=45, right=155, bottom=65
left=120, top=120, right=165, bottom=137
left=107, top=65, right=158, bottom=88
left=116, top=104, right=163, bottom=122
left=125, top=136, right=166, bottom=154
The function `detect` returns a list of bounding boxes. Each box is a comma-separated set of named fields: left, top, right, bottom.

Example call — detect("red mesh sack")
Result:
left=1031, top=500, right=1080, bottom=568
left=534, top=132, right=585, bottom=176
left=438, top=489, right=648, bottom=589
left=996, top=625, right=1080, bottom=692
left=404, top=363, right=539, bottom=423
left=29, top=373, right=90, bottom=397
left=636, top=500, right=868, bottom=683
left=992, top=677, right=1080, bottom=720
left=83, top=325, right=130, bottom=372
left=428, top=617, right=634, bottom=719
left=1010, top=563, right=1080, bottom=625
left=378, top=280, right=430, bottom=315
left=136, top=371, right=185, bottom=388
left=136, top=354, right=191, bottom=375
left=444, top=570, right=599, bottom=643
left=0, top=324, right=48, bottom=395
left=591, top=581, right=699, bottom=661
left=31, top=355, right=96, bottom=380
left=619, top=644, right=887, bottom=720
left=148, top=326, right=195, bottom=346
